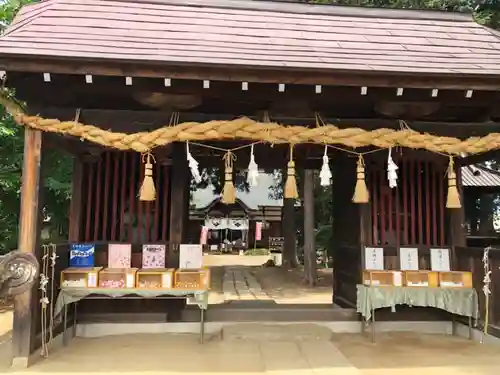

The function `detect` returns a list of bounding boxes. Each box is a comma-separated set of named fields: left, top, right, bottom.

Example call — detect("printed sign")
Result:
left=142, top=244, right=166, bottom=268
left=430, top=248, right=451, bottom=272
left=364, top=247, right=384, bottom=270
left=69, top=243, right=95, bottom=267
left=400, top=247, right=419, bottom=271
left=179, top=244, right=203, bottom=269
left=255, top=222, right=263, bottom=241
left=108, top=243, right=132, bottom=268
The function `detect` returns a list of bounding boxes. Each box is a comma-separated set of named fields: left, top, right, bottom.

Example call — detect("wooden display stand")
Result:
left=174, top=268, right=210, bottom=289
left=403, top=271, right=439, bottom=287
left=362, top=270, right=402, bottom=286
left=136, top=268, right=175, bottom=289
left=99, top=268, right=138, bottom=288
left=61, top=267, right=102, bottom=288
left=439, top=271, right=473, bottom=288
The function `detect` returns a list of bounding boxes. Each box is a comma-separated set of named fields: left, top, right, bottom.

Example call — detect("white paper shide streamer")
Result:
left=387, top=148, right=398, bottom=188
left=319, top=146, right=332, bottom=186
left=186, top=142, right=202, bottom=183
left=247, top=144, right=259, bottom=187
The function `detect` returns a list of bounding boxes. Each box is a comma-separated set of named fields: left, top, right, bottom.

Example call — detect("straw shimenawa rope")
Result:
left=1, top=93, right=499, bottom=155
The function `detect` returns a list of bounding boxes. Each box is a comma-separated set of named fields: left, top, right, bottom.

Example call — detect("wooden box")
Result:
left=136, top=268, right=174, bottom=289
left=403, top=271, right=438, bottom=287
left=99, top=268, right=138, bottom=288
left=61, top=267, right=102, bottom=288
left=438, top=271, right=473, bottom=288
left=363, top=270, right=402, bottom=287
left=174, top=268, right=210, bottom=290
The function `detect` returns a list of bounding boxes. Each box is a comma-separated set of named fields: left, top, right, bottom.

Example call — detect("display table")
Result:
left=356, top=285, right=479, bottom=342
left=55, top=287, right=209, bottom=343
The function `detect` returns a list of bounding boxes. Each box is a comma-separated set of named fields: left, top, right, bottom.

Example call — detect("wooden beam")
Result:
left=44, top=133, right=102, bottom=159
left=450, top=167, right=467, bottom=250
left=3, top=57, right=500, bottom=90
left=457, top=149, right=500, bottom=166
left=68, top=158, right=83, bottom=242
left=11, top=128, right=43, bottom=369
left=303, top=169, right=317, bottom=286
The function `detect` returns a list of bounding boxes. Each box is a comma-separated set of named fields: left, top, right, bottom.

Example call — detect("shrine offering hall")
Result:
left=1, top=0, right=500, bottom=368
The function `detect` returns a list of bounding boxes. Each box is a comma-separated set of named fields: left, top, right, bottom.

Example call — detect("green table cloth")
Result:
left=54, top=287, right=208, bottom=316
left=357, top=285, right=479, bottom=321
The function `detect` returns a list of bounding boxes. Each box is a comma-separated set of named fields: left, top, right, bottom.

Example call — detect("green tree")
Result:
left=0, top=0, right=72, bottom=252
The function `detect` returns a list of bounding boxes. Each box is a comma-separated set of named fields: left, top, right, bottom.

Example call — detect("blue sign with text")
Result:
left=69, top=243, right=95, bottom=267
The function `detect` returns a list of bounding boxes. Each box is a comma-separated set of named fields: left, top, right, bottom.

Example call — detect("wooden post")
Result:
left=68, top=157, right=83, bottom=242
left=167, top=143, right=189, bottom=321
left=168, top=143, right=188, bottom=267
left=303, top=169, right=317, bottom=285
left=282, top=198, right=297, bottom=268
left=450, top=166, right=466, bottom=267
left=11, top=128, right=44, bottom=369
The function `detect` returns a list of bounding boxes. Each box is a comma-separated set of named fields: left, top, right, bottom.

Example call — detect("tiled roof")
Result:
left=2, top=0, right=500, bottom=75
left=462, top=164, right=500, bottom=187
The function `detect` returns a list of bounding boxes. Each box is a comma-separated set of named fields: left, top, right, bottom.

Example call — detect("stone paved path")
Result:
left=2, top=327, right=500, bottom=375
left=223, top=266, right=272, bottom=301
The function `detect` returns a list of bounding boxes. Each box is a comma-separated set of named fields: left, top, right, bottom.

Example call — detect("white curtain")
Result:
left=228, top=218, right=249, bottom=230
left=204, top=217, right=249, bottom=230
left=204, top=217, right=228, bottom=230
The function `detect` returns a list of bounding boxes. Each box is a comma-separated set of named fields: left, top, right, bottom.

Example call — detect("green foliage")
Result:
left=0, top=0, right=72, bottom=252
left=309, top=0, right=500, bottom=28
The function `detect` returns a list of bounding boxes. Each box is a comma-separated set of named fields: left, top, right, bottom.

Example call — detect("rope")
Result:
left=39, top=245, right=49, bottom=358
left=1, top=93, right=498, bottom=155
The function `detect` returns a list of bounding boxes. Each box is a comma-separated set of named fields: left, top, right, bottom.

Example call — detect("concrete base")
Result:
left=77, top=320, right=455, bottom=338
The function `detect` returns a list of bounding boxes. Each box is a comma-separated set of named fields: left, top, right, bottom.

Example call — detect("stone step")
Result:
left=181, top=304, right=358, bottom=322
left=221, top=323, right=334, bottom=341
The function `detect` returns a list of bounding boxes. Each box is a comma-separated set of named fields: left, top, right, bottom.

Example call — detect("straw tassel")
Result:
left=284, top=144, right=299, bottom=199
left=221, top=151, right=236, bottom=204
left=446, top=156, right=461, bottom=208
left=352, top=155, right=369, bottom=204
left=139, top=152, right=156, bottom=201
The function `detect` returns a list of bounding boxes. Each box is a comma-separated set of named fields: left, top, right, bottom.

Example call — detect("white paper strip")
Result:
left=319, top=146, right=332, bottom=186
left=247, top=144, right=259, bottom=187
left=387, top=148, right=398, bottom=188
left=186, top=142, right=202, bottom=183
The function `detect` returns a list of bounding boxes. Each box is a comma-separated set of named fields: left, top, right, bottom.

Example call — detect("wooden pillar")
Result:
left=282, top=198, right=297, bottom=268
left=12, top=129, right=44, bottom=369
left=450, top=166, right=466, bottom=267
left=68, top=157, right=83, bottom=242
left=303, top=169, right=317, bottom=285
left=168, top=143, right=189, bottom=267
